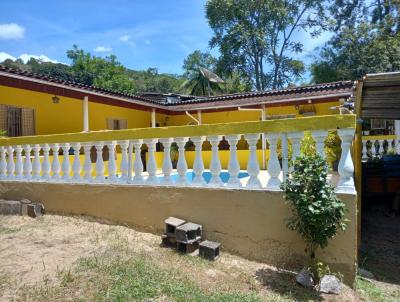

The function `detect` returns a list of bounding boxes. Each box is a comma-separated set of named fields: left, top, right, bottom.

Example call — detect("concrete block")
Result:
left=177, top=241, right=199, bottom=254
left=199, top=240, right=221, bottom=261
left=164, top=217, right=185, bottom=237
left=161, top=234, right=177, bottom=247
left=176, top=222, right=202, bottom=243
left=0, top=200, right=21, bottom=215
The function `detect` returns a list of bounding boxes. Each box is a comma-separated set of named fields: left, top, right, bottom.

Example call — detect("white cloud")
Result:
left=18, top=54, right=59, bottom=64
left=94, top=46, right=112, bottom=52
left=0, top=23, right=25, bottom=40
left=119, top=35, right=130, bottom=42
left=0, top=52, right=16, bottom=62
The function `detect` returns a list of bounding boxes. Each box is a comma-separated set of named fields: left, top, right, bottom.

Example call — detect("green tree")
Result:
left=206, top=0, right=324, bottom=90
left=311, top=0, right=400, bottom=83
left=281, top=154, right=348, bottom=278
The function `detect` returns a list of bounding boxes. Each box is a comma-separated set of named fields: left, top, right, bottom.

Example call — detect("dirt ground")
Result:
left=0, top=214, right=397, bottom=301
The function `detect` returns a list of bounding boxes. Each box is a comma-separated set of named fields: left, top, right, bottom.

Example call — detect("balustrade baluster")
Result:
left=192, top=136, right=206, bottom=186
left=379, top=140, right=384, bottom=155
left=175, top=137, right=188, bottom=186
left=6, top=146, right=15, bottom=179
left=244, top=133, right=261, bottom=188
left=312, top=130, right=328, bottom=158
left=132, top=140, right=144, bottom=184
left=144, top=139, right=158, bottom=184
left=42, top=144, right=51, bottom=181
left=208, top=135, right=222, bottom=186
left=61, top=143, right=71, bottom=181
left=371, top=140, right=377, bottom=157
left=32, top=144, right=41, bottom=180
left=83, top=143, right=93, bottom=182
left=51, top=144, right=61, bottom=181
left=287, top=131, right=303, bottom=172
left=107, top=141, right=117, bottom=182
left=362, top=140, right=368, bottom=160
left=281, top=133, right=289, bottom=180
left=23, top=145, right=32, bottom=179
left=337, top=128, right=356, bottom=194
left=94, top=142, right=105, bottom=182
left=14, top=145, right=23, bottom=180
left=119, top=140, right=129, bottom=181
left=266, top=133, right=281, bottom=190
left=225, top=135, right=241, bottom=187
left=72, top=143, right=81, bottom=181
left=0, top=147, right=6, bottom=179
left=159, top=138, right=173, bottom=185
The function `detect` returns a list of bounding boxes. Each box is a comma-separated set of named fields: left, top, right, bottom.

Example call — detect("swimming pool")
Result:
left=157, top=170, right=249, bottom=184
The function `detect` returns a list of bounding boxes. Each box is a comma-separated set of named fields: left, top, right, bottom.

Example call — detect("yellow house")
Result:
left=0, top=65, right=353, bottom=137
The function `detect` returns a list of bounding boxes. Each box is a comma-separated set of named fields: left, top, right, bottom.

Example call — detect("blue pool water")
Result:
left=158, top=171, right=249, bottom=184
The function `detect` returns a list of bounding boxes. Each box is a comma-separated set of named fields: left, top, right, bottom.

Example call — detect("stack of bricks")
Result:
left=161, top=216, right=221, bottom=260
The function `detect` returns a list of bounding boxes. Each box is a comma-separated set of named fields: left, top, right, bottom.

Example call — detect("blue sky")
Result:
left=0, top=0, right=329, bottom=76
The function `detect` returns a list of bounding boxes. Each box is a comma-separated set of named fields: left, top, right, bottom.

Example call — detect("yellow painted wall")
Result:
left=0, top=85, right=154, bottom=135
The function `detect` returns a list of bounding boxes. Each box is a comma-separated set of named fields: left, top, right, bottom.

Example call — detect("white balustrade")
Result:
left=208, top=135, right=222, bottom=186
left=132, top=140, right=144, bottom=184
left=192, top=136, right=206, bottom=186
left=144, top=139, right=158, bottom=184
left=83, top=143, right=93, bottom=182
left=15, top=145, right=23, bottom=180
left=287, top=131, right=303, bottom=172
left=119, top=140, right=129, bottom=181
left=362, top=140, right=368, bottom=160
left=266, top=133, right=281, bottom=190
left=378, top=140, right=384, bottom=155
left=42, top=144, right=51, bottom=181
left=51, top=144, right=61, bottom=181
left=107, top=141, right=117, bottom=182
left=175, top=137, right=188, bottom=186
left=72, top=143, right=81, bottom=181
left=226, top=135, right=241, bottom=187
left=159, top=138, right=174, bottom=185
left=337, top=128, right=356, bottom=194
left=0, top=147, right=7, bottom=179
left=281, top=133, right=289, bottom=180
left=32, top=144, right=41, bottom=180
left=312, top=130, right=328, bottom=158
left=61, top=143, right=71, bottom=181
left=94, top=142, right=105, bottom=182
left=23, top=145, right=32, bottom=180
left=244, top=133, right=261, bottom=188
left=7, top=146, right=15, bottom=179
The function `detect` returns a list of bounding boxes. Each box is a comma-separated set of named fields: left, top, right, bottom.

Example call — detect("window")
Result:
left=0, top=104, right=35, bottom=137
left=107, top=118, right=127, bottom=130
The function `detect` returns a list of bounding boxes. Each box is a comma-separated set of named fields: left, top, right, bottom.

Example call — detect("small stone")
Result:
left=319, top=275, right=342, bottom=294
left=296, top=268, right=314, bottom=288
left=358, top=268, right=375, bottom=279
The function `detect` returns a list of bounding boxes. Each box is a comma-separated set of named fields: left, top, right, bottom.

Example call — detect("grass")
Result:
left=20, top=248, right=263, bottom=302
left=356, top=277, right=400, bottom=302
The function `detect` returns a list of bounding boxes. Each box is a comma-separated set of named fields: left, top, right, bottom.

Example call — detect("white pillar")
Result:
left=208, top=135, right=222, bottom=186
left=83, top=96, right=89, bottom=132
left=14, top=145, right=23, bottom=180
left=61, top=143, right=71, bottom=181
left=32, top=144, right=41, bottom=180
left=312, top=130, right=328, bottom=158
left=266, top=133, right=281, bottom=190
left=107, top=141, right=117, bottom=182
left=0, top=147, right=7, bottom=179
left=175, top=137, right=188, bottom=186
left=41, top=144, right=51, bottom=181
left=336, top=128, right=356, bottom=194
left=371, top=140, right=377, bottom=157
left=287, top=131, right=303, bottom=172
left=197, top=110, right=202, bottom=125
left=362, top=140, right=368, bottom=160
left=281, top=133, right=289, bottom=180
left=244, top=133, right=261, bottom=188
left=83, top=143, right=93, bottom=182
left=151, top=108, right=156, bottom=128
left=395, top=120, right=400, bottom=154
left=144, top=138, right=159, bottom=184
left=6, top=146, right=15, bottom=179
left=261, top=105, right=266, bottom=170
left=94, top=142, right=105, bottom=182
left=132, top=140, right=144, bottom=184
left=23, top=145, right=32, bottom=180
left=51, top=144, right=61, bottom=181
left=160, top=138, right=174, bottom=185
left=192, top=136, right=206, bottom=186
left=119, top=140, right=129, bottom=182
left=72, top=143, right=81, bottom=181
left=378, top=139, right=384, bottom=155
left=225, top=135, right=241, bottom=187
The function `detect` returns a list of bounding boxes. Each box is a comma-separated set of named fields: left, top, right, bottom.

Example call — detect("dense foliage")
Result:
left=281, top=154, right=348, bottom=262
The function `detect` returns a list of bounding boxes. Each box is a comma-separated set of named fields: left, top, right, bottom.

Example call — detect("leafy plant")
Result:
left=0, top=130, right=5, bottom=137
left=281, top=153, right=348, bottom=280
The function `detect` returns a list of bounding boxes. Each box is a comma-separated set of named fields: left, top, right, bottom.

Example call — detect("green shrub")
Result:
left=280, top=153, right=348, bottom=279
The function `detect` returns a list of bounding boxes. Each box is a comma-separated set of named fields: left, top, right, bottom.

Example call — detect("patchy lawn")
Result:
left=0, top=215, right=398, bottom=302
